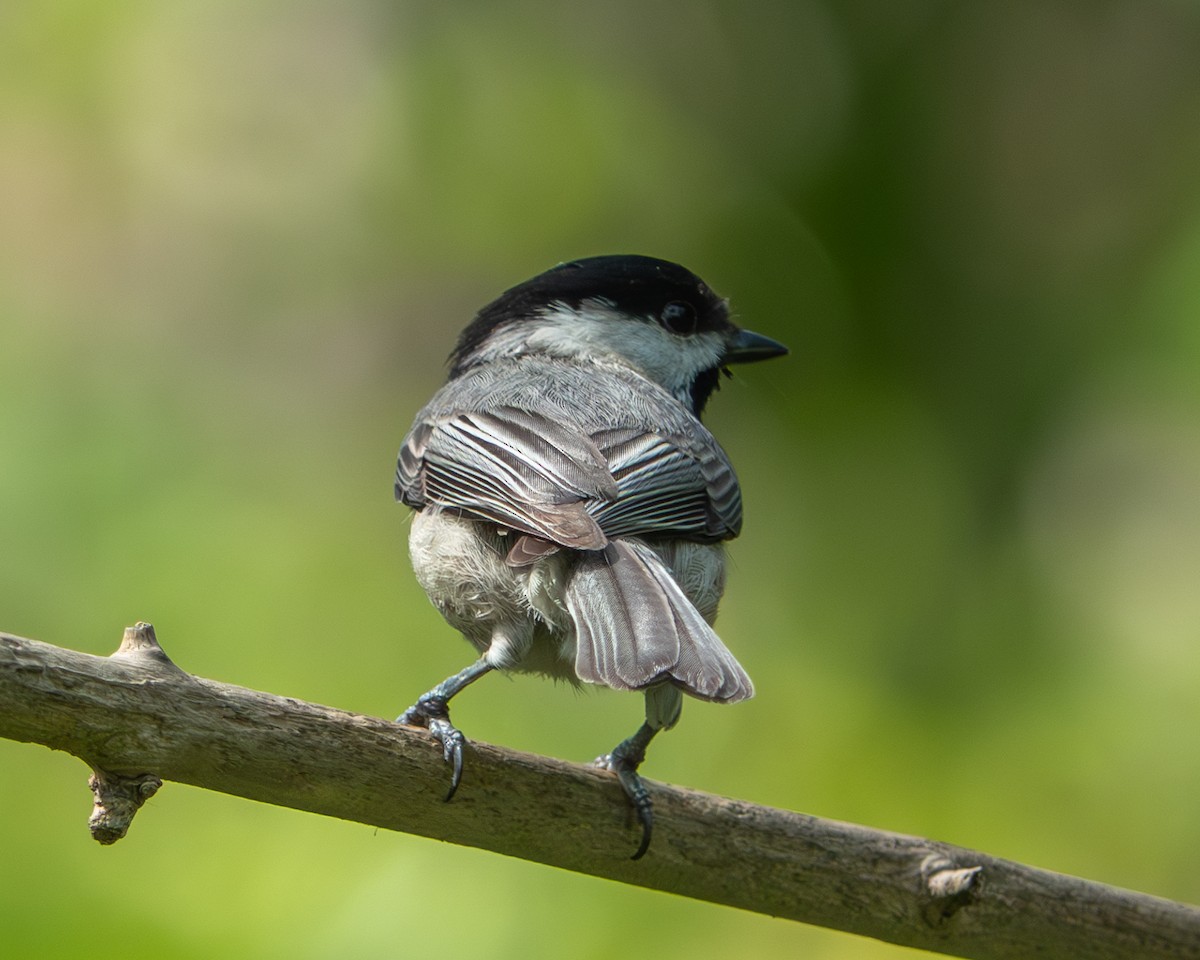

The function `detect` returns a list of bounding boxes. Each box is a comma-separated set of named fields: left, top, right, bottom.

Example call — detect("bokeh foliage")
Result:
left=2, top=2, right=1199, bottom=958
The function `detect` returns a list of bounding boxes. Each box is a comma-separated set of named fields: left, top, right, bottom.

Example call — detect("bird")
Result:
left=394, top=254, right=787, bottom=859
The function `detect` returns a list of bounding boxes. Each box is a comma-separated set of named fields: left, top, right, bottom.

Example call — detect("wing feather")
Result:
left=397, top=406, right=615, bottom=549
left=589, top=427, right=742, bottom=540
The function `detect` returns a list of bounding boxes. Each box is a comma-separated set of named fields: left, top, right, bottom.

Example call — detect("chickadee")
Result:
left=395, top=254, right=786, bottom=859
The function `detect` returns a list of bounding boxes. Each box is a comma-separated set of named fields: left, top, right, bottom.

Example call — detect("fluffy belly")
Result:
left=408, top=509, right=727, bottom=677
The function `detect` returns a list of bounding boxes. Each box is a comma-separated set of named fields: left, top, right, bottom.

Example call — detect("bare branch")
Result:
left=2, top=625, right=1198, bottom=960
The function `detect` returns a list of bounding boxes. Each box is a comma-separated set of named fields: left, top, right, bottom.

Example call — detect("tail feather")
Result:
left=565, top=540, right=753, bottom=703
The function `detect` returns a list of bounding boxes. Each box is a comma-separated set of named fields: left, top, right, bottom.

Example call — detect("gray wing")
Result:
left=396, top=406, right=618, bottom=550
left=589, top=426, right=742, bottom=542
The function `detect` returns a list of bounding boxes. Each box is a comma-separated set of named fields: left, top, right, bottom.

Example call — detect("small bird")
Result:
left=395, top=254, right=786, bottom=859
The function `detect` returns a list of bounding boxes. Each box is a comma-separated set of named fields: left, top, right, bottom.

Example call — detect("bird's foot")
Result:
left=594, top=732, right=654, bottom=860
left=397, top=695, right=466, bottom=801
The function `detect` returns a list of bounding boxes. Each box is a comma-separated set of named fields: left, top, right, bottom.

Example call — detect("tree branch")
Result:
left=2, top=624, right=1198, bottom=960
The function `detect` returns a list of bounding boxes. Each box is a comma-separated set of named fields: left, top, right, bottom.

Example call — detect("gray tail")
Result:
left=565, top=539, right=753, bottom=703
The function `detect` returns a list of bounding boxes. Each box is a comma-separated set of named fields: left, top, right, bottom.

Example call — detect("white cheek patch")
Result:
left=500, top=302, right=726, bottom=404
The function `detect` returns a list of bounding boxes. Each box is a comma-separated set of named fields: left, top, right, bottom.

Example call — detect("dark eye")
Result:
left=660, top=300, right=697, bottom=335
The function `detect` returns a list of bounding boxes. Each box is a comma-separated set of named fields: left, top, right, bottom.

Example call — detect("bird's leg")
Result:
left=594, top=685, right=680, bottom=859
left=594, top=721, right=660, bottom=860
left=397, top=657, right=493, bottom=801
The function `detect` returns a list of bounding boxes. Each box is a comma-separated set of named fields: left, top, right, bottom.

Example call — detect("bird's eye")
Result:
left=660, top=301, right=697, bottom=335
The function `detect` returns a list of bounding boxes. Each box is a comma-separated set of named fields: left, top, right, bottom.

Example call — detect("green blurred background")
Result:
left=3, top=2, right=1199, bottom=957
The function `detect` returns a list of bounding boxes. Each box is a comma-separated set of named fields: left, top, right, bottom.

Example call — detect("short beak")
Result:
left=724, top=328, right=789, bottom=364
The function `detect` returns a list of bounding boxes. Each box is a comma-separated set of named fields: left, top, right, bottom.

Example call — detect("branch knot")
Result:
left=920, top=854, right=985, bottom=926
left=87, top=769, right=163, bottom=845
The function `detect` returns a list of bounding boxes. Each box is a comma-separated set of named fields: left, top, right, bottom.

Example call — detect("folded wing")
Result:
left=396, top=406, right=617, bottom=550
left=397, top=404, right=742, bottom=549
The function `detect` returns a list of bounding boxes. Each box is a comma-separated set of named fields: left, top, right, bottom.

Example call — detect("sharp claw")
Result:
left=397, top=696, right=467, bottom=801
left=631, top=815, right=653, bottom=861
left=428, top=716, right=465, bottom=801
left=599, top=737, right=655, bottom=860
left=448, top=745, right=464, bottom=802
left=615, top=765, right=654, bottom=861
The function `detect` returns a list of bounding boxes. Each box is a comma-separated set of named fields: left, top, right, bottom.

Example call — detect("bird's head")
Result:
left=448, top=255, right=787, bottom=415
